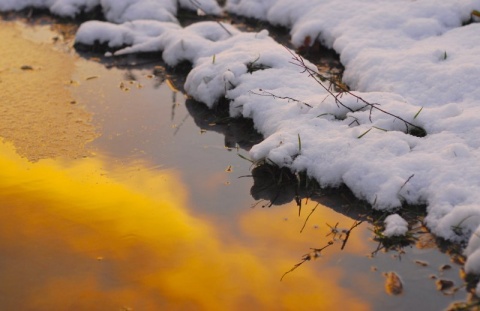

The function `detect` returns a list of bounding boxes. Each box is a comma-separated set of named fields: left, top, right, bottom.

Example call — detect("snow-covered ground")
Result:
left=2, top=0, right=480, bottom=286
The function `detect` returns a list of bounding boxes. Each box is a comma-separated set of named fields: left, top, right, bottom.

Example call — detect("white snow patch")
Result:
left=383, top=214, right=409, bottom=237
left=0, top=0, right=221, bottom=21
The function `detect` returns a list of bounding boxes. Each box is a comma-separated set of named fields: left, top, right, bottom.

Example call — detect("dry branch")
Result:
left=284, top=47, right=426, bottom=136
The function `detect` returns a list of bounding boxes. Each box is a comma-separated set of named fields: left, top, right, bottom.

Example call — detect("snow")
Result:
left=74, top=20, right=182, bottom=49
left=0, top=0, right=221, bottom=21
left=3, top=0, right=480, bottom=279
left=382, top=214, right=408, bottom=238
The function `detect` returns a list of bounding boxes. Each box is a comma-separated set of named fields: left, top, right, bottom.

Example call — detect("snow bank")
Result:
left=74, top=20, right=182, bottom=49
left=0, top=0, right=100, bottom=17
left=3, top=0, right=480, bottom=278
left=0, top=0, right=221, bottom=21
left=223, top=0, right=480, bottom=270
left=382, top=214, right=408, bottom=237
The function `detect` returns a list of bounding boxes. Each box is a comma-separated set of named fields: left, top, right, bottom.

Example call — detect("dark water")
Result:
left=0, top=14, right=470, bottom=311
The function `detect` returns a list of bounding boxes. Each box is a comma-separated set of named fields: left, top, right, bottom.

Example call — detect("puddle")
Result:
left=0, top=14, right=473, bottom=311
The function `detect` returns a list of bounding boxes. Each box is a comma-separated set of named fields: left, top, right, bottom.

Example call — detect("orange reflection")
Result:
left=239, top=201, right=371, bottom=256
left=0, top=141, right=371, bottom=310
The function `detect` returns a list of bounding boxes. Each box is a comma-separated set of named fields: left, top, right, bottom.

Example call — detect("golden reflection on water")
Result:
left=0, top=141, right=371, bottom=310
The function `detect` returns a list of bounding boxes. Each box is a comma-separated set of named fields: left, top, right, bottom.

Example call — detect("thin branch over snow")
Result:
left=284, top=47, right=426, bottom=136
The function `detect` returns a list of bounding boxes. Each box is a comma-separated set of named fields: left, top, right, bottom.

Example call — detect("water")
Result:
left=0, top=14, right=471, bottom=311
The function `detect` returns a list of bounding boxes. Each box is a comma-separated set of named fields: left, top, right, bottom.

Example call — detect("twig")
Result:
left=188, top=0, right=233, bottom=36
left=340, top=220, right=364, bottom=250
left=280, top=258, right=309, bottom=281
left=250, top=200, right=268, bottom=209
left=173, top=113, right=190, bottom=136
left=399, top=174, right=415, bottom=191
left=300, top=203, right=320, bottom=233
left=250, top=90, right=313, bottom=108
left=216, top=22, right=233, bottom=37
left=370, top=241, right=385, bottom=257
left=284, top=47, right=425, bottom=135
left=295, top=195, right=302, bottom=216
left=326, top=222, right=340, bottom=238
left=280, top=242, right=333, bottom=281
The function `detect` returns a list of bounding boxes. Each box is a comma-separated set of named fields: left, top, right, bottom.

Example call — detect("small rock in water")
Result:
left=414, top=260, right=429, bottom=267
left=450, top=254, right=465, bottom=265
left=439, top=264, right=452, bottom=271
left=384, top=271, right=403, bottom=295
left=436, top=279, right=454, bottom=291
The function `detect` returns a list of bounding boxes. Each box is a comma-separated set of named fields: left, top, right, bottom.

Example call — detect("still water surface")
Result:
left=0, top=17, right=468, bottom=311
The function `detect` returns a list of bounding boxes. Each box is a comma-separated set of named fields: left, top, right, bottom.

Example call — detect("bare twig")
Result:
left=280, top=258, right=309, bottom=281
left=399, top=174, right=415, bottom=191
left=295, top=195, right=302, bottom=216
left=188, top=0, right=233, bottom=36
left=250, top=200, right=268, bottom=209
left=173, top=113, right=190, bottom=135
left=280, top=242, right=333, bottom=281
left=216, top=22, right=233, bottom=37
left=283, top=47, right=425, bottom=135
left=300, top=203, right=320, bottom=233
left=250, top=90, right=313, bottom=108
left=370, top=241, right=385, bottom=257
left=326, top=222, right=340, bottom=238
left=340, top=220, right=364, bottom=250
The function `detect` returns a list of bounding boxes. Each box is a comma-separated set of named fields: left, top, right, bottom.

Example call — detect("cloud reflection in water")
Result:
left=0, top=141, right=370, bottom=310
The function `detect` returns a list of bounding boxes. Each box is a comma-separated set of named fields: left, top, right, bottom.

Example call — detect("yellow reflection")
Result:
left=239, top=201, right=371, bottom=256
left=0, top=141, right=371, bottom=310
